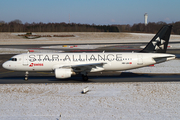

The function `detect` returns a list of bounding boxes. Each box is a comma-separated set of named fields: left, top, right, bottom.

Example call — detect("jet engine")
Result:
left=55, top=68, right=72, bottom=79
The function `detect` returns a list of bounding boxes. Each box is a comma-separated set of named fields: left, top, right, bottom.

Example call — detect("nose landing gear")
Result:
left=24, top=71, right=29, bottom=81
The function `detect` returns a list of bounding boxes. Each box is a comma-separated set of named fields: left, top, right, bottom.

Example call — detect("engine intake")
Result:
left=55, top=68, right=72, bottom=79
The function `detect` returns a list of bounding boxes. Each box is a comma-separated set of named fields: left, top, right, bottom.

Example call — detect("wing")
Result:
left=72, top=62, right=107, bottom=72
left=53, top=62, right=107, bottom=73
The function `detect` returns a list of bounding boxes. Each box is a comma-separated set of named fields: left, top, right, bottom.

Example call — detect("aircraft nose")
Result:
left=2, top=62, right=8, bottom=69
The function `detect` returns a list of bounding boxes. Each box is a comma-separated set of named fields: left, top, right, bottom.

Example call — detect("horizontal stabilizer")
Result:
left=153, top=55, right=175, bottom=63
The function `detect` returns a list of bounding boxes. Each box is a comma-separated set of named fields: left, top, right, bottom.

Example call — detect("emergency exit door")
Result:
left=137, top=55, right=143, bottom=65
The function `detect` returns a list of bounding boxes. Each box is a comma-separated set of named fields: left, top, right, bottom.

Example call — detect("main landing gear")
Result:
left=24, top=71, right=29, bottom=81
left=82, top=74, right=88, bottom=81
left=81, top=72, right=88, bottom=81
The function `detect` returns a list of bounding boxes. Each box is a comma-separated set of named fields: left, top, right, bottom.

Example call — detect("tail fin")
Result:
left=140, top=25, right=172, bottom=53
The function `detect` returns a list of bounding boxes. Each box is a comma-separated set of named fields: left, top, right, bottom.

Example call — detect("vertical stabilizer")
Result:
left=140, top=25, right=172, bottom=53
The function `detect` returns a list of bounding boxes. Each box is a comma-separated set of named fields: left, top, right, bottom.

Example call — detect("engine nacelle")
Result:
left=55, top=68, right=72, bottom=79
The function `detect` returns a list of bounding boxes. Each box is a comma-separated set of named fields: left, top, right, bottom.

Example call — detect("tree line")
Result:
left=116, top=21, right=180, bottom=35
left=0, top=19, right=119, bottom=32
left=0, top=19, right=180, bottom=34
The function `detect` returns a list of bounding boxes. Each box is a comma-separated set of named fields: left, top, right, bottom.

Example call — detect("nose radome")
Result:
left=2, top=62, right=7, bottom=69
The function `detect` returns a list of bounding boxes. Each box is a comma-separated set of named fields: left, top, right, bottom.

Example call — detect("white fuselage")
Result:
left=2, top=52, right=175, bottom=72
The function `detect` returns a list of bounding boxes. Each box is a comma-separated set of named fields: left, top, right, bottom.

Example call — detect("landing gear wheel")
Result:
left=82, top=75, right=88, bottom=81
left=24, top=77, right=28, bottom=81
left=24, top=71, right=29, bottom=81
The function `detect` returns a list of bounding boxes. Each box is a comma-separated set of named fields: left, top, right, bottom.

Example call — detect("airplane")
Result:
left=2, top=25, right=175, bottom=81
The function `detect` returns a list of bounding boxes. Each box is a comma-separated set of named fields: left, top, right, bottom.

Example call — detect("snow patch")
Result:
left=0, top=48, right=63, bottom=54
left=0, top=83, right=179, bottom=120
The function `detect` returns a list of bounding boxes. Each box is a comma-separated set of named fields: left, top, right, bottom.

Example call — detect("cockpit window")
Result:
left=9, top=58, right=17, bottom=61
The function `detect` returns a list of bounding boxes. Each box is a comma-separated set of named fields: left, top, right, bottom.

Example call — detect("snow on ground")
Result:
left=0, top=48, right=62, bottom=54
left=40, top=43, right=180, bottom=50
left=0, top=32, right=180, bottom=45
left=1, top=32, right=180, bottom=120
left=0, top=48, right=27, bottom=54
left=40, top=44, right=118, bottom=49
left=0, top=83, right=180, bottom=120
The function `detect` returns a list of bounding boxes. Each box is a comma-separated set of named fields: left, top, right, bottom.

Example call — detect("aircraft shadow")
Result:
left=0, top=72, right=180, bottom=84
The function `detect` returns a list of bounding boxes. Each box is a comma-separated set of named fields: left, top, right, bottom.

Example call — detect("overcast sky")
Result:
left=0, top=0, right=180, bottom=25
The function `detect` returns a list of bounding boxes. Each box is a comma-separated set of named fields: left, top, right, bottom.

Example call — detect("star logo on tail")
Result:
left=152, top=37, right=166, bottom=50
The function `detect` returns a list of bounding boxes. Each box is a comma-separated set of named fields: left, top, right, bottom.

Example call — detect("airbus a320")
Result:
left=2, top=25, right=175, bottom=81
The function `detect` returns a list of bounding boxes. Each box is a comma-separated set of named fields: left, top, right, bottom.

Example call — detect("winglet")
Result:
left=140, top=25, right=172, bottom=53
